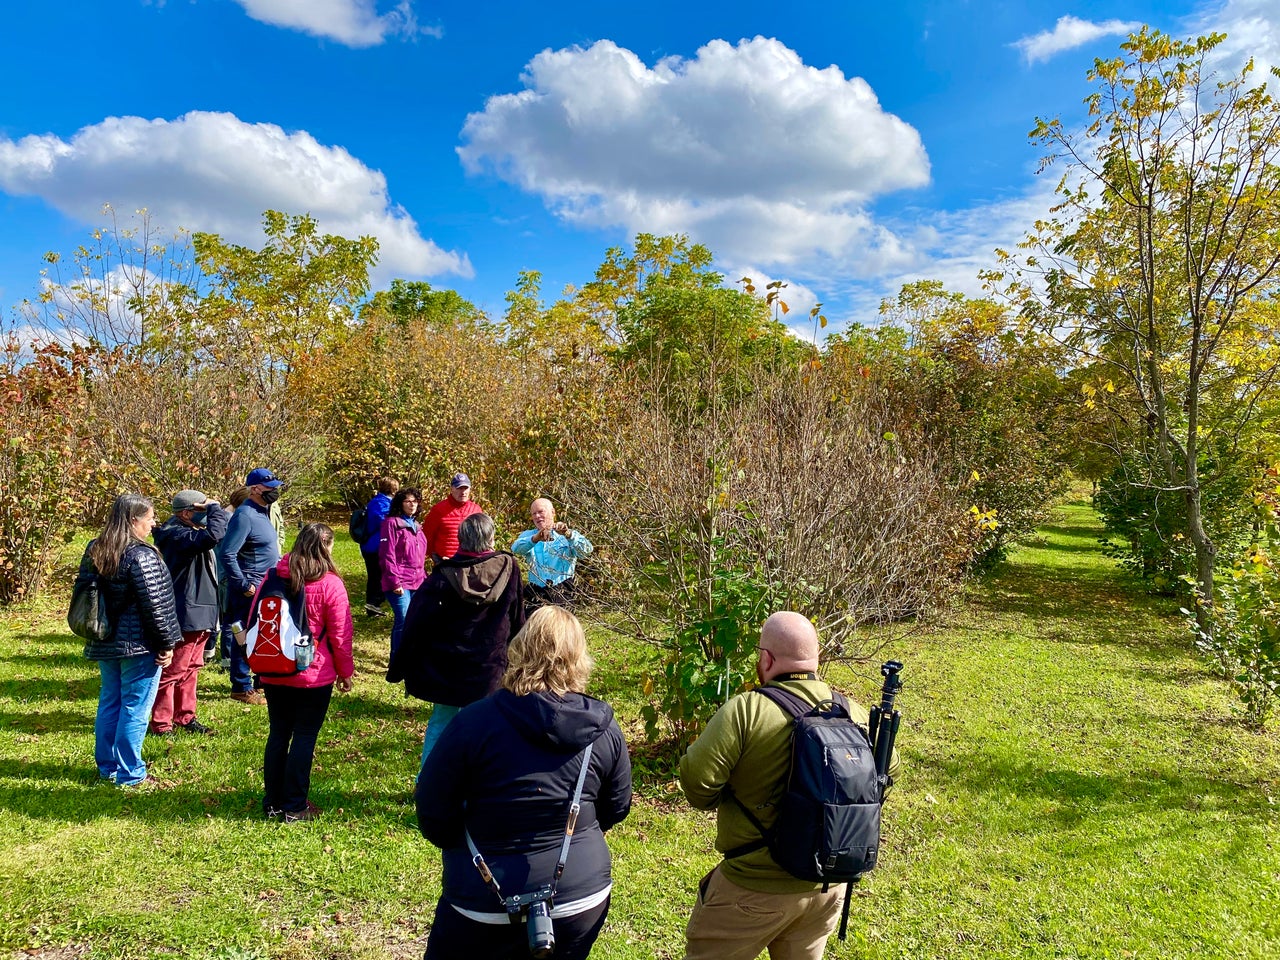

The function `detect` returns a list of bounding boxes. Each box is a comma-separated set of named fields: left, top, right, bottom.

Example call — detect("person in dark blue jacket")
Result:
left=77, top=493, right=180, bottom=787
left=359, top=477, right=397, bottom=617
left=216, top=467, right=283, bottom=704
left=417, top=606, right=632, bottom=960
left=150, top=489, right=228, bottom=735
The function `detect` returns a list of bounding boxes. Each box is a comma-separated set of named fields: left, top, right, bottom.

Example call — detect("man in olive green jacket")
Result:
left=678, top=611, right=900, bottom=960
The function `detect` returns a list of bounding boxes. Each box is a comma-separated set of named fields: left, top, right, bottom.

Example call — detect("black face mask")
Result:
left=261, top=487, right=282, bottom=505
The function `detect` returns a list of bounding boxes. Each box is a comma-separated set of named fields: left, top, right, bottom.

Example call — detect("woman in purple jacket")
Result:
left=378, top=487, right=427, bottom=658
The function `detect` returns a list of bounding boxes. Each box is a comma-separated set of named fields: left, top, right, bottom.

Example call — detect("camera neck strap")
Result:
left=465, top=741, right=595, bottom=907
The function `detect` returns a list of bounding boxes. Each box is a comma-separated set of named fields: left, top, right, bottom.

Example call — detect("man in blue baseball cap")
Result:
left=216, top=468, right=284, bottom=704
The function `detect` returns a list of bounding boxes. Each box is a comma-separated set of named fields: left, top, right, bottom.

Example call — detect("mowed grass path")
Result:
left=0, top=501, right=1276, bottom=960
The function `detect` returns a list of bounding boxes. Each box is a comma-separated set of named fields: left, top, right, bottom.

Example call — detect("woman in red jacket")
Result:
left=258, top=523, right=355, bottom=823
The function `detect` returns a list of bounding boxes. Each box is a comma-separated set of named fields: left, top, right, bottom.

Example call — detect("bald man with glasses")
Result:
left=678, top=612, right=900, bottom=960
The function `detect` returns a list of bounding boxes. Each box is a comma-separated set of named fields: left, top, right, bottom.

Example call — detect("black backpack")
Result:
left=725, top=686, right=885, bottom=884
left=348, top=504, right=369, bottom=545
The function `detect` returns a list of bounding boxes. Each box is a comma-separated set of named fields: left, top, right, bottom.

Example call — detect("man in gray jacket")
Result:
left=216, top=468, right=283, bottom=704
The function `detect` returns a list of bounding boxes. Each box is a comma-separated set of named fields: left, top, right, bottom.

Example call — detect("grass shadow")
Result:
left=0, top=675, right=98, bottom=703
left=0, top=706, right=90, bottom=733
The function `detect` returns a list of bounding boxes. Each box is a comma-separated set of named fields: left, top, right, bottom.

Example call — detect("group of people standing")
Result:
left=73, top=468, right=892, bottom=960
left=76, top=469, right=356, bottom=826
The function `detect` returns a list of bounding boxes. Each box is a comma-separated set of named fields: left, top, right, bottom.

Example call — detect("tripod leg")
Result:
left=837, top=880, right=854, bottom=940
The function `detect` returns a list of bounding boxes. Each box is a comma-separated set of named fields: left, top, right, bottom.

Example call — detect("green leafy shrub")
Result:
left=1184, top=474, right=1280, bottom=728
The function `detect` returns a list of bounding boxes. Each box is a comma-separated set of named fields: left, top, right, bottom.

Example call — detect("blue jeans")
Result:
left=419, top=703, right=461, bottom=776
left=95, top=655, right=162, bottom=785
left=385, top=587, right=414, bottom=659
left=224, top=592, right=255, bottom=693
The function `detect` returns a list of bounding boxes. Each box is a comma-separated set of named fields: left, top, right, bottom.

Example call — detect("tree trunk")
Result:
left=1185, top=484, right=1217, bottom=634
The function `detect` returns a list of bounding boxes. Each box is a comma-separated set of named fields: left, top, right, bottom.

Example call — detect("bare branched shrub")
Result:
left=564, top=360, right=973, bottom=742
left=81, top=353, right=326, bottom=514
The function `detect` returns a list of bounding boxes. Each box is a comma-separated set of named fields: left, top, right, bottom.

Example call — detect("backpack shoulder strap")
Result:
left=755, top=684, right=813, bottom=720
left=722, top=687, right=808, bottom=861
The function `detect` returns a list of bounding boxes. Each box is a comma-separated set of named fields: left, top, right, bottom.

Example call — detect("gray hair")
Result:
left=457, top=512, right=496, bottom=554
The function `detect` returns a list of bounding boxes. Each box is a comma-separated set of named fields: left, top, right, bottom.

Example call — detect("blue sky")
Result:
left=1, top=0, right=1274, bottom=336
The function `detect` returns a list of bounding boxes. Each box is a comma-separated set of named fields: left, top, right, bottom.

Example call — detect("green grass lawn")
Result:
left=0, top=501, right=1276, bottom=960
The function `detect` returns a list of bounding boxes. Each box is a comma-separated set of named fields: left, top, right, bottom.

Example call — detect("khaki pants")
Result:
left=683, top=866, right=845, bottom=960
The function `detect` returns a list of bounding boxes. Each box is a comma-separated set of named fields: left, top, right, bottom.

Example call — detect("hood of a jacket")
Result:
left=493, top=688, right=615, bottom=752
left=440, top=552, right=513, bottom=605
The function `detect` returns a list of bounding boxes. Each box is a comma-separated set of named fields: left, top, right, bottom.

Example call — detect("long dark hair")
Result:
left=287, top=523, right=338, bottom=593
left=389, top=487, right=423, bottom=519
left=89, top=493, right=154, bottom=578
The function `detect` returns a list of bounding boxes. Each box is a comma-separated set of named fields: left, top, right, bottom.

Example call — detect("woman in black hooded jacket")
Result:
left=416, top=606, right=632, bottom=960
left=77, top=493, right=180, bottom=786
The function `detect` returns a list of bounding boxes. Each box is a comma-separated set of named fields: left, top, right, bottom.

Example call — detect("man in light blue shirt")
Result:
left=511, top=498, right=593, bottom=615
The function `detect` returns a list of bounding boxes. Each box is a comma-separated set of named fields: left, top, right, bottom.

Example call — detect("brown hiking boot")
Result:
left=230, top=691, right=267, bottom=706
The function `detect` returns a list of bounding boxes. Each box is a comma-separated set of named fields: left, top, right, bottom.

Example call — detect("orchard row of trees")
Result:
left=2, top=28, right=1279, bottom=728
left=0, top=218, right=1073, bottom=742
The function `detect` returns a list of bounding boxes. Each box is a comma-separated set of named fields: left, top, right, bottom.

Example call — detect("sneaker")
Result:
left=176, top=718, right=216, bottom=735
left=364, top=603, right=388, bottom=618
left=283, top=800, right=323, bottom=823
left=230, top=691, right=267, bottom=706
left=264, top=806, right=283, bottom=821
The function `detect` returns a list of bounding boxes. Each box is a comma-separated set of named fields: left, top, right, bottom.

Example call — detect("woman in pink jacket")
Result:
left=259, top=523, right=355, bottom=823
left=378, top=487, right=427, bottom=659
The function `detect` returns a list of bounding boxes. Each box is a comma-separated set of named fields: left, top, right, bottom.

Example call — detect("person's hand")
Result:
left=392, top=586, right=404, bottom=596
left=156, top=650, right=174, bottom=668
left=336, top=676, right=354, bottom=694
left=553, top=521, right=569, bottom=535
left=243, top=587, right=255, bottom=598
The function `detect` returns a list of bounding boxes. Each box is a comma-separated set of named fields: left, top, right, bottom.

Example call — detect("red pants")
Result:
left=149, top=631, right=209, bottom=733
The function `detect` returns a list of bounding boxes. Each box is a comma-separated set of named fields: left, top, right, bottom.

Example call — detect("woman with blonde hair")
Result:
left=417, top=606, right=632, bottom=960
left=257, top=522, right=355, bottom=823
left=76, top=493, right=180, bottom=786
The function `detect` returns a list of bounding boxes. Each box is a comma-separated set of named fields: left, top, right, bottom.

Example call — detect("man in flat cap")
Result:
left=151, top=489, right=229, bottom=734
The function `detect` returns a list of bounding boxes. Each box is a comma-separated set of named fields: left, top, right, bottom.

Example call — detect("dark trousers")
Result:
left=362, top=550, right=384, bottom=607
left=523, top=578, right=576, bottom=619
left=424, top=895, right=609, bottom=960
left=262, top=683, right=333, bottom=814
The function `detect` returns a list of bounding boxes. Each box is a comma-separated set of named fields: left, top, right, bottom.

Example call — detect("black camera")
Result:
left=526, top=899, right=555, bottom=957
left=504, top=884, right=556, bottom=958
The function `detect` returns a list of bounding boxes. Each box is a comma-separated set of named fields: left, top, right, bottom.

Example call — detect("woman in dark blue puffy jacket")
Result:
left=76, top=493, right=180, bottom=787
left=417, top=606, right=632, bottom=960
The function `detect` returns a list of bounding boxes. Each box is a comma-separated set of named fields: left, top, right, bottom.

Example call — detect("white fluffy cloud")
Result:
left=459, top=37, right=930, bottom=275
left=1192, top=0, right=1280, bottom=82
left=0, top=111, right=471, bottom=281
left=1013, top=15, right=1143, bottom=64
left=231, top=0, right=425, bottom=47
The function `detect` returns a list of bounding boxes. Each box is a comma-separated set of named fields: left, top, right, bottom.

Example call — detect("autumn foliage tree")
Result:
left=0, top=337, right=94, bottom=602
left=990, top=30, right=1280, bottom=625
left=872, top=281, right=1071, bottom=564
